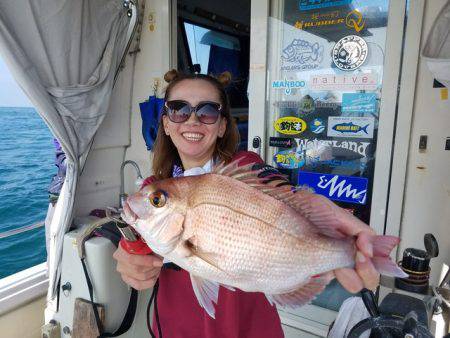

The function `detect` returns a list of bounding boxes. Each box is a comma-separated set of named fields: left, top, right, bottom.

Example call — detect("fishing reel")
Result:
left=347, top=289, right=434, bottom=338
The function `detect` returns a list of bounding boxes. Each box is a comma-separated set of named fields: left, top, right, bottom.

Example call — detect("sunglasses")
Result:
left=165, top=100, right=223, bottom=124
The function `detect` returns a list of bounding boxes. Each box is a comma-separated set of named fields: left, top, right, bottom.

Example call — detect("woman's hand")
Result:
left=113, top=244, right=163, bottom=290
left=334, top=228, right=380, bottom=293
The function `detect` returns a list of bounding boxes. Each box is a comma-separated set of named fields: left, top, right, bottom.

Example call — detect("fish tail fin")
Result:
left=372, top=256, right=408, bottom=278
left=362, top=124, right=369, bottom=134
left=371, top=235, right=408, bottom=278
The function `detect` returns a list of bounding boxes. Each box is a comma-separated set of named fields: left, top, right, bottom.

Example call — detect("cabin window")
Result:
left=0, top=56, right=54, bottom=279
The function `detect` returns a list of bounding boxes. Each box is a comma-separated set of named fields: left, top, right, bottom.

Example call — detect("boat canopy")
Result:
left=0, top=0, right=135, bottom=300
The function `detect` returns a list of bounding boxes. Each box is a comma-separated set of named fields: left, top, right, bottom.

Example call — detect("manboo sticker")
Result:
left=274, top=117, right=307, bottom=135
left=272, top=79, right=306, bottom=95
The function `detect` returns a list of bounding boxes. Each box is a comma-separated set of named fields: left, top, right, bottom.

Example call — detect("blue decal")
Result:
left=298, top=171, right=368, bottom=204
left=299, top=0, right=352, bottom=11
left=310, top=118, right=325, bottom=134
left=306, top=158, right=367, bottom=171
left=342, top=93, right=378, bottom=114
left=332, top=122, right=369, bottom=134
left=274, top=150, right=305, bottom=169
left=272, top=79, right=306, bottom=95
left=281, top=39, right=324, bottom=71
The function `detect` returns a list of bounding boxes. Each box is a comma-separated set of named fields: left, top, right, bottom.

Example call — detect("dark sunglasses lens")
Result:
left=166, top=101, right=190, bottom=122
left=196, top=103, right=221, bottom=124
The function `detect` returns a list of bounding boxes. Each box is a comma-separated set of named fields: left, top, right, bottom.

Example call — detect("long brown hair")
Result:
left=152, top=70, right=240, bottom=179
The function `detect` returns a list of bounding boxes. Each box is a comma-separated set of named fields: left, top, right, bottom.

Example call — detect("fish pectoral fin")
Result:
left=265, top=273, right=333, bottom=309
left=184, top=238, right=223, bottom=270
left=190, top=274, right=219, bottom=319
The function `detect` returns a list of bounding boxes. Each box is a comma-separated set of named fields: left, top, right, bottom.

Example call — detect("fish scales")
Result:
left=174, top=174, right=355, bottom=293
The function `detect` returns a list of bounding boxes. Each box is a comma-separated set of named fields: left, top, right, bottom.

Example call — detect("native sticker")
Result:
left=332, top=35, right=368, bottom=71
left=274, top=117, right=307, bottom=135
left=281, top=39, right=324, bottom=71
left=269, top=137, right=296, bottom=148
left=327, top=116, right=375, bottom=139
left=274, top=149, right=305, bottom=169
left=310, top=73, right=378, bottom=91
left=297, top=171, right=368, bottom=204
left=342, top=93, right=378, bottom=114
left=310, top=118, right=325, bottom=134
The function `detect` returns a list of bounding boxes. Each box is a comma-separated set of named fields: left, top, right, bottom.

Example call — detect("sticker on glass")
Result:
left=299, top=0, right=352, bottom=11
left=281, top=39, right=324, bottom=71
left=269, top=137, right=296, bottom=148
left=327, top=116, right=375, bottom=139
left=345, top=9, right=365, bottom=33
left=299, top=95, right=315, bottom=114
left=310, top=73, right=378, bottom=91
left=272, top=79, right=306, bottom=95
left=296, top=138, right=371, bottom=158
left=274, top=116, right=307, bottom=135
left=310, top=118, right=325, bottom=134
left=332, top=35, right=368, bottom=71
left=342, top=93, right=378, bottom=114
left=274, top=150, right=305, bottom=169
left=297, top=171, right=368, bottom=204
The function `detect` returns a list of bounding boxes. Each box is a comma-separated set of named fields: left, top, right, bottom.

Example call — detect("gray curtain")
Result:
left=0, top=0, right=131, bottom=299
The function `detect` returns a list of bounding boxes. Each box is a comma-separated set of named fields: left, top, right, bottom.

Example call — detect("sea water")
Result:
left=0, top=107, right=55, bottom=279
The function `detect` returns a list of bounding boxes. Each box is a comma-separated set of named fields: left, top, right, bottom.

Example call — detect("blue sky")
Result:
left=0, top=56, right=31, bottom=107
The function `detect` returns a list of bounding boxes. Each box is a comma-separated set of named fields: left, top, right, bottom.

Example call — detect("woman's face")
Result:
left=162, top=79, right=227, bottom=167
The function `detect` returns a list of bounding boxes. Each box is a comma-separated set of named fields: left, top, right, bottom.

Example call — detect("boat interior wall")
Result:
left=398, top=0, right=450, bottom=287
left=0, top=296, right=45, bottom=338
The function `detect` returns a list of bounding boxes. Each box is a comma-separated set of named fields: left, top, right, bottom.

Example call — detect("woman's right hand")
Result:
left=113, top=244, right=163, bottom=290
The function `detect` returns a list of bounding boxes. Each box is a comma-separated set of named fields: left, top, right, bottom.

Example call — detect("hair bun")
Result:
left=216, top=71, right=232, bottom=87
left=164, top=69, right=179, bottom=83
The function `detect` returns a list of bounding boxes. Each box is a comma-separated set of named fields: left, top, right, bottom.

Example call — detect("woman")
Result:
left=113, top=70, right=379, bottom=338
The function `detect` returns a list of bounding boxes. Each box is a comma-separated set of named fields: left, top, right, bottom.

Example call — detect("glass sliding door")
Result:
left=249, top=0, right=407, bottom=334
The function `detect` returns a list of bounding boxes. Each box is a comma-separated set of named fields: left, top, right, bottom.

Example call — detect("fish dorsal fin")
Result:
left=190, top=274, right=219, bottom=318
left=212, top=159, right=360, bottom=240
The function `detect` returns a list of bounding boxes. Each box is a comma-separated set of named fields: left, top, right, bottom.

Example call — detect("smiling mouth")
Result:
left=182, top=132, right=204, bottom=142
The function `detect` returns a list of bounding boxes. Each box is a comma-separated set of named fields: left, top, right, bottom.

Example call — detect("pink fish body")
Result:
left=123, top=161, right=406, bottom=318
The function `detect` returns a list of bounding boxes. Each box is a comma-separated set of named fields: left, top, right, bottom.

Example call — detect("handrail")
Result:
left=0, top=221, right=45, bottom=239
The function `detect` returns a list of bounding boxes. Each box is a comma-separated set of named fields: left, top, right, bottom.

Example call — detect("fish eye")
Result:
left=149, top=190, right=166, bottom=208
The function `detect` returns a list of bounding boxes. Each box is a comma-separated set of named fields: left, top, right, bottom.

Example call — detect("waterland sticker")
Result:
left=274, top=150, right=305, bottom=169
left=342, top=93, right=378, bottom=114
left=299, top=0, right=352, bottom=11
left=332, top=35, right=368, bottom=71
left=310, top=73, right=378, bottom=91
left=296, top=138, right=371, bottom=157
left=274, top=116, right=307, bottom=135
left=310, top=118, right=325, bottom=134
left=281, top=39, right=324, bottom=71
left=269, top=137, right=296, bottom=148
left=327, top=116, right=375, bottom=139
left=297, top=171, right=368, bottom=204
left=272, top=79, right=306, bottom=95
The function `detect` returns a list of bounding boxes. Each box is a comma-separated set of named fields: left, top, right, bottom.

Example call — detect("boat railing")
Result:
left=0, top=221, right=45, bottom=239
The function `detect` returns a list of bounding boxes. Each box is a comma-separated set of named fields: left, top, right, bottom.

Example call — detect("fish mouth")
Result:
left=121, top=200, right=138, bottom=224
left=182, top=132, right=204, bottom=142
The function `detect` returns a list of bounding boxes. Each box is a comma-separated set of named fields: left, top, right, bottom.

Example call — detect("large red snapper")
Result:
left=122, top=160, right=406, bottom=318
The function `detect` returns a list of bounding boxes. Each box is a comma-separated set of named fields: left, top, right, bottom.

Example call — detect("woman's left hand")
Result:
left=334, top=229, right=380, bottom=293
